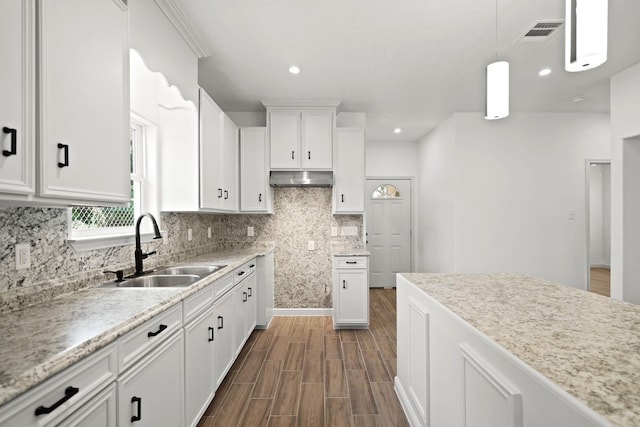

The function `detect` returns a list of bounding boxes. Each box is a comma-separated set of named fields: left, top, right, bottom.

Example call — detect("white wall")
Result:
left=610, top=62, right=640, bottom=303
left=129, top=0, right=199, bottom=104
left=417, top=113, right=611, bottom=289
left=365, top=141, right=418, bottom=177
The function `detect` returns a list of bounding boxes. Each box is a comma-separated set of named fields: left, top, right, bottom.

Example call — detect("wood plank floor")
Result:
left=197, top=288, right=408, bottom=427
left=590, top=267, right=610, bottom=297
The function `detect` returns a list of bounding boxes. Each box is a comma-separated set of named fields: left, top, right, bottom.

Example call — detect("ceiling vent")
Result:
left=516, top=20, right=564, bottom=43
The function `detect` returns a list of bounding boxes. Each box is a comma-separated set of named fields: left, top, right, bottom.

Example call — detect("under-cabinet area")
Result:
left=0, top=250, right=274, bottom=427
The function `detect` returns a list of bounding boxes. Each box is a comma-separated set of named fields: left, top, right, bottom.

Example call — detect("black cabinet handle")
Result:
left=131, top=396, right=142, bottom=422
left=57, top=143, right=69, bottom=168
left=238, top=270, right=245, bottom=276
left=208, top=326, right=215, bottom=342
left=218, top=188, right=223, bottom=198
left=147, top=324, right=167, bottom=338
left=218, top=315, right=224, bottom=329
left=34, top=386, right=79, bottom=416
left=343, top=280, right=347, bottom=289
left=249, top=264, right=255, bottom=268
left=346, top=261, right=357, bottom=264
left=224, top=190, right=229, bottom=200
left=243, top=291, right=248, bottom=302
left=341, top=194, right=345, bottom=203
left=2, top=127, right=17, bottom=157
left=291, top=150, right=295, bottom=160
left=308, top=151, right=311, bottom=160
left=248, top=287, right=253, bottom=297
left=258, top=193, right=262, bottom=202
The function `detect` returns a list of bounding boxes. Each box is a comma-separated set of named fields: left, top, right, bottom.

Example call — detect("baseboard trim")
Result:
left=589, top=264, right=611, bottom=269
left=273, top=308, right=332, bottom=316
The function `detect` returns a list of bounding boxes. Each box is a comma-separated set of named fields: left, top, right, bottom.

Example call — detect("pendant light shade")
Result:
left=485, top=61, right=509, bottom=120
left=565, top=0, right=608, bottom=72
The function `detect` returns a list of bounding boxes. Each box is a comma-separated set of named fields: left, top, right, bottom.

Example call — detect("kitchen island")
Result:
left=396, top=273, right=640, bottom=427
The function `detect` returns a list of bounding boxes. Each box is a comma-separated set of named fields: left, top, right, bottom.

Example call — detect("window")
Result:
left=372, top=184, right=401, bottom=199
left=68, top=119, right=151, bottom=246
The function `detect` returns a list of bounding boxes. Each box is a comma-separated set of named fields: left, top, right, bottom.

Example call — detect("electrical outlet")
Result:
left=207, top=227, right=212, bottom=238
left=331, top=226, right=338, bottom=237
left=187, top=228, right=193, bottom=241
left=247, top=226, right=254, bottom=237
left=15, top=244, right=30, bottom=269
left=568, top=209, right=576, bottom=220
left=308, top=241, right=315, bottom=251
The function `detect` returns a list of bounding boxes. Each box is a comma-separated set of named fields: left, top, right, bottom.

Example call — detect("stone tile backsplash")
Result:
left=0, top=188, right=363, bottom=310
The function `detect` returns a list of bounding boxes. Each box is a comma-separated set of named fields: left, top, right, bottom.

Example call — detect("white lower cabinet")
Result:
left=332, top=256, right=369, bottom=328
left=58, top=383, right=116, bottom=427
left=117, top=330, right=185, bottom=427
left=396, top=275, right=611, bottom=427
left=213, top=290, right=235, bottom=388
left=184, top=307, right=216, bottom=427
left=235, top=271, right=257, bottom=354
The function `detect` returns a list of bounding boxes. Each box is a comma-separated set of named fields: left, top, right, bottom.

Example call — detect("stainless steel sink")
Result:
left=101, top=274, right=200, bottom=288
left=155, top=265, right=226, bottom=277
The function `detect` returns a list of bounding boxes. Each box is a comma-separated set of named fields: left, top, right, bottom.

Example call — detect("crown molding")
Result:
left=261, top=100, right=342, bottom=110
left=154, top=0, right=210, bottom=58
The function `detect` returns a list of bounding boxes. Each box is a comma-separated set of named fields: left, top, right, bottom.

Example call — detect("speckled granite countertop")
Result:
left=0, top=247, right=272, bottom=407
left=400, top=273, right=640, bottom=427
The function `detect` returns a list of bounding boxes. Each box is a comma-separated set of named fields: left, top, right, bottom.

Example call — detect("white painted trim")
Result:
left=273, top=308, right=332, bottom=316
left=153, top=0, right=210, bottom=58
left=395, top=376, right=425, bottom=427
left=584, top=159, right=611, bottom=293
left=261, top=100, right=341, bottom=110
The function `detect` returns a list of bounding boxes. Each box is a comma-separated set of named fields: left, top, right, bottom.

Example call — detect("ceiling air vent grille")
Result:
left=517, top=20, right=564, bottom=43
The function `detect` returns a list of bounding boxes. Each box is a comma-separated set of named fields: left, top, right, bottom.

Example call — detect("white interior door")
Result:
left=366, top=179, right=412, bottom=287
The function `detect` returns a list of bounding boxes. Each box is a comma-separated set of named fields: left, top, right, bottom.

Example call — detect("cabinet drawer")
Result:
left=0, top=342, right=117, bottom=427
left=118, top=304, right=182, bottom=372
left=183, top=283, right=214, bottom=324
left=234, top=258, right=257, bottom=284
left=335, top=256, right=368, bottom=269
left=214, top=273, right=235, bottom=299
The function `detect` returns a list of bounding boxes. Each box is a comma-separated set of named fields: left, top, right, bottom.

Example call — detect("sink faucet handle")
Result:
left=104, top=270, right=124, bottom=282
left=146, top=251, right=157, bottom=257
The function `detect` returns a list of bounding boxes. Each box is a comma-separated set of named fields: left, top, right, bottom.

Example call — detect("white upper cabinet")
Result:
left=264, top=101, right=339, bottom=171
left=240, top=127, right=271, bottom=212
left=0, top=0, right=34, bottom=197
left=222, top=114, right=238, bottom=211
left=0, top=0, right=129, bottom=206
left=199, top=89, right=225, bottom=210
left=38, top=0, right=129, bottom=204
left=333, top=128, right=365, bottom=214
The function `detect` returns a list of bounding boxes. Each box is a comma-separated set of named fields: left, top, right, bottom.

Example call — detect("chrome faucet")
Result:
left=134, top=213, right=163, bottom=275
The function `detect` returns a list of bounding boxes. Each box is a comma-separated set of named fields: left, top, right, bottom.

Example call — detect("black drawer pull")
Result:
left=258, top=193, right=262, bottom=202
left=346, top=261, right=357, bottom=264
left=147, top=324, right=167, bottom=337
left=238, top=270, right=245, bottom=276
left=224, top=190, right=229, bottom=200
left=34, top=386, right=79, bottom=416
left=243, top=291, right=248, bottom=302
left=57, top=143, right=69, bottom=168
left=2, top=127, right=17, bottom=157
left=208, top=326, right=215, bottom=342
left=218, top=188, right=223, bottom=198
left=343, top=280, right=347, bottom=289
left=308, top=151, right=311, bottom=160
left=218, top=315, right=224, bottom=329
left=291, top=150, right=295, bottom=160
left=249, top=264, right=255, bottom=268
left=341, top=194, right=345, bottom=203
left=248, top=287, right=253, bottom=297
left=131, top=396, right=142, bottom=422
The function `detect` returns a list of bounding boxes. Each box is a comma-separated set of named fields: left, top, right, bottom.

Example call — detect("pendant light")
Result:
left=565, top=0, right=608, bottom=72
left=485, top=0, right=509, bottom=120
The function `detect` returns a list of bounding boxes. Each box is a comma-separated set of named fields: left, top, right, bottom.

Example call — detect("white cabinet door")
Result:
left=246, top=272, right=258, bottom=334
left=222, top=115, right=238, bottom=211
left=269, top=110, right=300, bottom=169
left=335, top=271, right=368, bottom=325
left=184, top=309, right=216, bottom=427
left=0, top=0, right=34, bottom=196
left=301, top=110, right=333, bottom=169
left=58, top=384, right=117, bottom=427
left=234, top=281, right=250, bottom=356
left=334, top=128, right=365, bottom=213
left=240, top=127, right=269, bottom=212
left=38, top=0, right=129, bottom=204
left=200, top=89, right=224, bottom=210
left=213, top=291, right=235, bottom=388
left=117, top=331, right=185, bottom=427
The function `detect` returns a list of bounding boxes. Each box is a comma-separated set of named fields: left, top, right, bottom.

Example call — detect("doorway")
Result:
left=586, top=160, right=611, bottom=296
left=365, top=179, right=412, bottom=287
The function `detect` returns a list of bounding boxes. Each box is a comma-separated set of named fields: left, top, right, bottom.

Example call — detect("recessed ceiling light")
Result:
left=538, top=68, right=552, bottom=76
left=289, top=66, right=301, bottom=74
left=572, top=96, right=585, bottom=103
left=394, top=128, right=402, bottom=134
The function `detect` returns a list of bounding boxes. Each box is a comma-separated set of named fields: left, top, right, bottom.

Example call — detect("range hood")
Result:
left=269, top=171, right=333, bottom=187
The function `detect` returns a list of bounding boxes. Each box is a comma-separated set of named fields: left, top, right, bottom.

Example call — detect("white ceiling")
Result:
left=178, top=0, right=640, bottom=142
